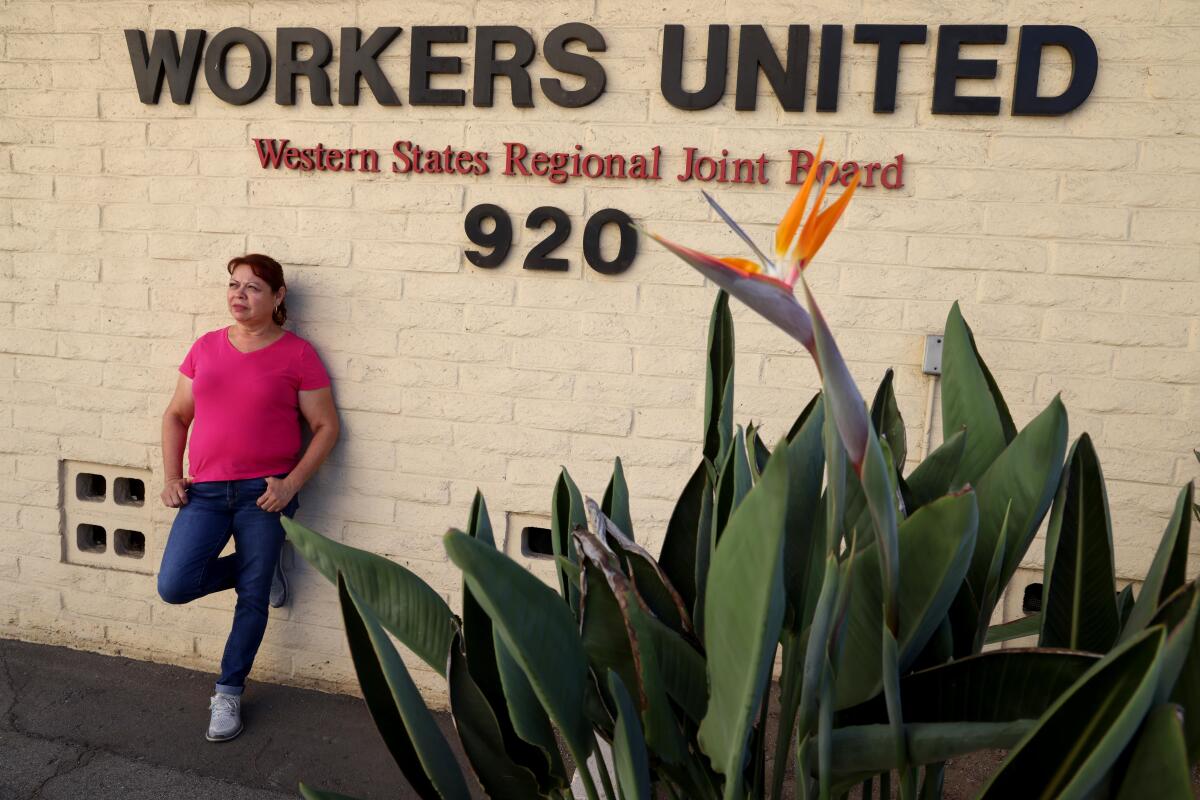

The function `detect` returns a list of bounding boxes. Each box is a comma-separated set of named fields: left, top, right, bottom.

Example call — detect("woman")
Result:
left=157, top=254, right=339, bottom=743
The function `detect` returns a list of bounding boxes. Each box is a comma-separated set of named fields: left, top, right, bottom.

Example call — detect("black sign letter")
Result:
left=661, top=24, right=728, bottom=110
left=933, top=25, right=1006, bottom=115
left=816, top=25, right=843, bottom=112
left=853, top=24, right=927, bottom=113
left=1013, top=25, right=1098, bottom=116
left=339, top=27, right=402, bottom=106
left=124, top=29, right=206, bottom=104
left=474, top=26, right=537, bottom=108
left=541, top=23, right=607, bottom=108
left=735, top=25, right=808, bottom=112
left=276, top=28, right=333, bottom=105
left=410, top=26, right=468, bottom=106
left=204, top=28, right=271, bottom=106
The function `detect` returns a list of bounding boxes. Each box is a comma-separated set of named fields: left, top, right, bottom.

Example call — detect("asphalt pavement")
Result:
left=0, top=636, right=458, bottom=799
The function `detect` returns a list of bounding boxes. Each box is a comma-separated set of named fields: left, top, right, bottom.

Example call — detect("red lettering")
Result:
left=839, top=161, right=859, bottom=186
left=861, top=162, right=880, bottom=187
left=252, top=138, right=289, bottom=169
left=786, top=148, right=813, bottom=185
left=504, top=142, right=530, bottom=177
left=881, top=154, right=904, bottom=189
left=391, top=140, right=413, bottom=173
left=283, top=147, right=301, bottom=170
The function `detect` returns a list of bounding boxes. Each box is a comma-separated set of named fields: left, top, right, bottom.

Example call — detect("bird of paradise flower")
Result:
left=647, top=139, right=872, bottom=476
left=648, top=140, right=914, bottom=797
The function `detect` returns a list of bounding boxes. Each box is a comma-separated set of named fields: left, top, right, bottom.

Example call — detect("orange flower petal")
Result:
left=719, top=256, right=763, bottom=275
left=802, top=168, right=862, bottom=264
left=774, top=138, right=824, bottom=257
left=795, top=162, right=839, bottom=262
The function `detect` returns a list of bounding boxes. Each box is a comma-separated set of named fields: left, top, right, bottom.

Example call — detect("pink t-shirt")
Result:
left=179, top=328, right=331, bottom=482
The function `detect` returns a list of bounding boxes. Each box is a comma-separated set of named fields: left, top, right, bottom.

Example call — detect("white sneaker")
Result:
left=206, top=692, right=243, bottom=742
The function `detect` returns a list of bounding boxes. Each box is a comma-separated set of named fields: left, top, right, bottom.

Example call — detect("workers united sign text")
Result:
left=125, top=23, right=1098, bottom=117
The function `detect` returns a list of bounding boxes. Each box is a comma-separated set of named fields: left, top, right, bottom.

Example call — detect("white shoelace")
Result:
left=210, top=694, right=240, bottom=722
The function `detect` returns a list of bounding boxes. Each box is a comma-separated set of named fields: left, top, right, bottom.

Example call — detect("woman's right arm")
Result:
left=161, top=374, right=195, bottom=508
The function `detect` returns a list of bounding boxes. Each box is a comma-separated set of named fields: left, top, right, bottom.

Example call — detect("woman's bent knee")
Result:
left=157, top=572, right=192, bottom=605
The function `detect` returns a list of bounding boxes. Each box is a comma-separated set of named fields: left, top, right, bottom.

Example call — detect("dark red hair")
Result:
left=227, top=254, right=287, bottom=326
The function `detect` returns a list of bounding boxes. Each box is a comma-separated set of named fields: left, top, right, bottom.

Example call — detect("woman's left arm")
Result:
left=258, top=387, right=340, bottom=513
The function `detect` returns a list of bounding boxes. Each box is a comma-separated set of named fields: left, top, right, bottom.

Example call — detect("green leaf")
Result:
left=642, top=608, right=708, bottom=723
left=941, top=301, right=1016, bottom=486
left=494, top=630, right=565, bottom=791
left=551, top=469, right=586, bottom=611
left=576, top=529, right=687, bottom=764
left=698, top=441, right=790, bottom=799
left=444, top=530, right=593, bottom=778
left=467, top=489, right=495, bottom=546
left=983, top=613, right=1041, bottom=645
left=956, top=397, right=1067, bottom=654
left=284, top=517, right=455, bottom=676
left=462, top=492, right=502, bottom=695
left=819, top=722, right=1035, bottom=787
left=694, top=464, right=717, bottom=642
left=1040, top=435, right=1119, bottom=653
left=782, top=397, right=826, bottom=633
left=446, top=634, right=544, bottom=800
left=974, top=501, right=1011, bottom=654
left=1123, top=483, right=1194, bottom=640
left=1114, top=704, right=1193, bottom=800
left=903, top=428, right=966, bottom=512
left=580, top=557, right=640, bottom=702
left=461, top=493, right=549, bottom=788
left=834, top=491, right=979, bottom=709
left=712, top=426, right=752, bottom=545
left=870, top=368, right=907, bottom=472
left=1149, top=583, right=1200, bottom=704
left=659, top=460, right=710, bottom=614
left=337, top=577, right=470, bottom=800
left=1117, top=583, right=1135, bottom=630
left=592, top=500, right=691, bottom=635
left=602, top=457, right=634, bottom=542
left=749, top=428, right=772, bottom=480
left=1166, top=590, right=1200, bottom=764
left=704, top=290, right=735, bottom=464
left=769, top=629, right=803, bottom=800
left=978, top=626, right=1166, bottom=799
left=299, top=785, right=362, bottom=800
left=839, top=649, right=1100, bottom=726
left=608, top=672, right=653, bottom=800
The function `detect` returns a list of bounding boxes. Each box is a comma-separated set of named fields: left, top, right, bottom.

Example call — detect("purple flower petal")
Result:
left=650, top=233, right=815, bottom=350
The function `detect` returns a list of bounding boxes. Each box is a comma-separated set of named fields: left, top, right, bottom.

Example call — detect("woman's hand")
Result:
left=161, top=478, right=191, bottom=508
left=257, top=476, right=298, bottom=514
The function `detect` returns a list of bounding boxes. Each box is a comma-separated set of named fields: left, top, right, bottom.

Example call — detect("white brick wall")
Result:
left=0, top=0, right=1197, bottom=700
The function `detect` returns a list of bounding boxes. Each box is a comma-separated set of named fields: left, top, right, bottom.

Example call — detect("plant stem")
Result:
left=592, top=734, right=617, bottom=800
left=576, top=754, right=602, bottom=800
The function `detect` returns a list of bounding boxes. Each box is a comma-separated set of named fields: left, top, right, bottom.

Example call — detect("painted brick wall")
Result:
left=0, top=0, right=1197, bottom=700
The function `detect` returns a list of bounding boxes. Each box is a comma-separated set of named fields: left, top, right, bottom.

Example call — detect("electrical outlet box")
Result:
left=923, top=334, right=944, bottom=375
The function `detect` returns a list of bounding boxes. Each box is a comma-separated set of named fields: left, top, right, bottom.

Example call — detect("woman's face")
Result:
left=227, top=264, right=283, bottom=325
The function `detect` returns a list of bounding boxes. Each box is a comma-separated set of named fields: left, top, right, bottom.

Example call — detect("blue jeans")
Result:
left=157, top=477, right=297, bottom=695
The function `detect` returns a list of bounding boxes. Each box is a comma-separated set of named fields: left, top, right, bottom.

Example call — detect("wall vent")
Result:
left=63, top=461, right=154, bottom=574
left=503, top=512, right=558, bottom=588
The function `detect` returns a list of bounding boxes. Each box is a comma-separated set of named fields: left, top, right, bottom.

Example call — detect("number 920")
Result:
left=464, top=204, right=638, bottom=275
